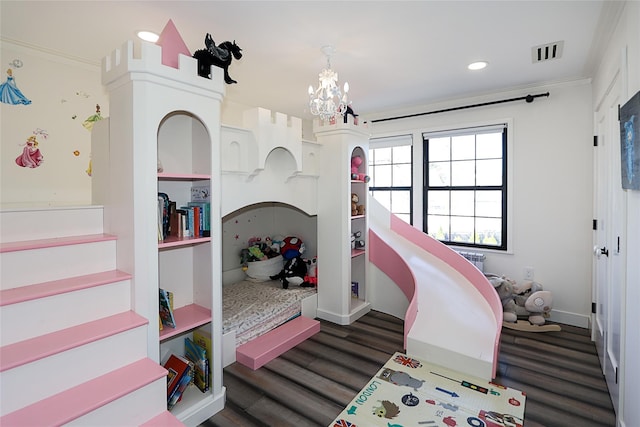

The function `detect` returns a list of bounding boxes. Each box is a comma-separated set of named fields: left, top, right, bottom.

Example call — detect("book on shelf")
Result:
left=168, top=371, right=192, bottom=410
left=159, top=288, right=176, bottom=328
left=164, top=354, right=191, bottom=400
left=185, top=337, right=209, bottom=392
left=193, top=205, right=200, bottom=238
left=187, top=202, right=210, bottom=237
left=157, top=196, right=164, bottom=242
left=158, top=192, right=170, bottom=241
left=193, top=328, right=212, bottom=383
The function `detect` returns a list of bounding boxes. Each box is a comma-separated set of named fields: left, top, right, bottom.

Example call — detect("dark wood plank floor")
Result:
left=201, top=311, right=615, bottom=427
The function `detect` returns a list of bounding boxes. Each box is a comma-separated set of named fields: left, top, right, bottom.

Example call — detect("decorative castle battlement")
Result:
left=101, top=40, right=224, bottom=98
left=242, top=108, right=303, bottom=170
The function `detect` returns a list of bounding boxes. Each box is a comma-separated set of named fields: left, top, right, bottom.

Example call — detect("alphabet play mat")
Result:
left=331, top=352, right=525, bottom=427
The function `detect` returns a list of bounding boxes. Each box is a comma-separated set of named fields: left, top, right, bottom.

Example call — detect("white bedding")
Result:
left=222, top=279, right=317, bottom=345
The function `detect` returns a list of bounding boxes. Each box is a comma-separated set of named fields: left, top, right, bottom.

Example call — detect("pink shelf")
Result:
left=351, top=214, right=365, bottom=220
left=351, top=248, right=366, bottom=258
left=159, top=304, right=211, bottom=341
left=158, top=172, right=211, bottom=180
left=158, top=235, right=211, bottom=249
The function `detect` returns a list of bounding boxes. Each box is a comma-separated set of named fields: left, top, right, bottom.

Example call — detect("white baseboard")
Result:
left=549, top=309, right=590, bottom=329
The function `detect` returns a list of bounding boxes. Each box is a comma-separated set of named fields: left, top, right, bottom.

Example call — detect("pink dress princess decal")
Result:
left=16, top=135, right=44, bottom=168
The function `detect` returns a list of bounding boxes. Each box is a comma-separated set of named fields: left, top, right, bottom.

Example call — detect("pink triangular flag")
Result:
left=155, top=19, right=191, bottom=68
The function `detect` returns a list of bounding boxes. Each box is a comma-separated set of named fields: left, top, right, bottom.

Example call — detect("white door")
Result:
left=593, top=73, right=624, bottom=413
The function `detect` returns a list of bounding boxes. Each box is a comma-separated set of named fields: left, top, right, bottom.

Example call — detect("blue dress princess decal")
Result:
left=0, top=68, right=31, bottom=105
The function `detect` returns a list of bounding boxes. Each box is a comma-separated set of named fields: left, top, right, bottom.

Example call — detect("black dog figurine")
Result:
left=192, top=33, right=243, bottom=84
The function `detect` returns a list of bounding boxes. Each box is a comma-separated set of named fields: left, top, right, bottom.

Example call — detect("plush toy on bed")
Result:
left=270, top=256, right=312, bottom=289
left=270, top=236, right=313, bottom=289
left=304, top=256, right=318, bottom=286
left=279, top=236, right=306, bottom=260
left=239, top=235, right=281, bottom=272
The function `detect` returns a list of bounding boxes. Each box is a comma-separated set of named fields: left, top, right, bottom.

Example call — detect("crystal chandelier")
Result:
left=308, top=46, right=349, bottom=122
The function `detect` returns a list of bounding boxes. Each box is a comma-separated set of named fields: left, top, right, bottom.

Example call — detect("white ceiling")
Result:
left=0, top=1, right=617, bottom=120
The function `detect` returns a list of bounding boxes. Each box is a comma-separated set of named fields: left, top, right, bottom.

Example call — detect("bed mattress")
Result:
left=222, top=279, right=317, bottom=345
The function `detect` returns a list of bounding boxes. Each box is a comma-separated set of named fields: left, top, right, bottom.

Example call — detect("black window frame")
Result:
left=423, top=126, right=508, bottom=251
left=368, top=137, right=414, bottom=225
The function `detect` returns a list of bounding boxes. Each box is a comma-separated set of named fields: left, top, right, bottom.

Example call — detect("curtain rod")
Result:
left=370, top=92, right=550, bottom=123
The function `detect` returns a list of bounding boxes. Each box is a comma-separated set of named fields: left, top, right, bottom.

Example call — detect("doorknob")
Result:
left=600, top=247, right=609, bottom=257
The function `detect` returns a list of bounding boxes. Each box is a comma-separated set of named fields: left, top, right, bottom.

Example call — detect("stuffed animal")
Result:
left=486, top=273, right=553, bottom=326
left=351, top=231, right=365, bottom=249
left=511, top=280, right=553, bottom=326
left=239, top=235, right=281, bottom=270
left=351, top=156, right=370, bottom=182
left=280, top=236, right=305, bottom=260
left=351, top=193, right=365, bottom=216
left=270, top=256, right=312, bottom=289
left=247, top=245, right=267, bottom=261
left=351, top=193, right=359, bottom=216
left=304, top=256, right=318, bottom=286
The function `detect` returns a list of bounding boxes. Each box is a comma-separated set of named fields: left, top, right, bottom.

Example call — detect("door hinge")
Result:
left=593, top=135, right=598, bottom=147
left=618, top=104, right=621, bottom=121
left=616, top=367, right=619, bottom=384
left=592, top=302, right=597, bottom=314
left=593, top=219, right=598, bottom=230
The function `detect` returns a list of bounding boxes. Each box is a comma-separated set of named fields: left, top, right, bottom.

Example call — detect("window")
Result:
left=423, top=125, right=507, bottom=250
left=368, top=135, right=413, bottom=224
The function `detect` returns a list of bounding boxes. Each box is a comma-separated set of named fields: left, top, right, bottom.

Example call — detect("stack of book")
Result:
left=158, top=190, right=211, bottom=240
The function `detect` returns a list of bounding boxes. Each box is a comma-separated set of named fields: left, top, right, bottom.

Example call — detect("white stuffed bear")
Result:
left=511, top=280, right=553, bottom=326
left=486, top=273, right=553, bottom=326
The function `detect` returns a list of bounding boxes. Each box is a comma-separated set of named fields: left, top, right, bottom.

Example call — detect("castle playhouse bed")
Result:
left=219, top=110, right=322, bottom=369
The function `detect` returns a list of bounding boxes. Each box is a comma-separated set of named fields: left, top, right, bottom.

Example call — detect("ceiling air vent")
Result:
left=532, top=41, right=564, bottom=63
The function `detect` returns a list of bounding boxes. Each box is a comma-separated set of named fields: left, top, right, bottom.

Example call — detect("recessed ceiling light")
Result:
left=137, top=30, right=159, bottom=43
left=468, top=61, right=488, bottom=71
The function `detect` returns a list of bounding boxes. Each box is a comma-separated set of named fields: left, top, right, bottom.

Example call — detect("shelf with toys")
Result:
left=315, top=120, right=371, bottom=325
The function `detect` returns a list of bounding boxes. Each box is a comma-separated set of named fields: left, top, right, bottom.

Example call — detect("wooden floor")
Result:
left=201, top=311, right=616, bottom=427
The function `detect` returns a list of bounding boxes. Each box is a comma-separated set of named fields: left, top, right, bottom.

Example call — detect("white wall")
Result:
left=591, top=2, right=640, bottom=426
left=367, top=81, right=594, bottom=328
left=0, top=41, right=108, bottom=207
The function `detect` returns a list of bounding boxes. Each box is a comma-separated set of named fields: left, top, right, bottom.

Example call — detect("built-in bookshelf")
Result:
left=316, top=121, right=371, bottom=325
left=97, top=39, right=225, bottom=425
left=350, top=178, right=367, bottom=309
left=156, top=112, right=219, bottom=421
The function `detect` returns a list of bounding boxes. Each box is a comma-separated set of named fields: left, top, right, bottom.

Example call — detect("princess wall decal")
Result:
left=0, top=68, right=31, bottom=105
left=15, top=135, right=44, bottom=168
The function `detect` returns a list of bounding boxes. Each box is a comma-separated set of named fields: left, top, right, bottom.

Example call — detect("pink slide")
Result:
left=368, top=198, right=502, bottom=380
